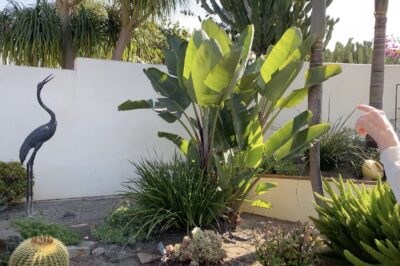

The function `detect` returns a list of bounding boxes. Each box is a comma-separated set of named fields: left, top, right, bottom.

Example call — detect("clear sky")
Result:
left=1, top=0, right=400, bottom=49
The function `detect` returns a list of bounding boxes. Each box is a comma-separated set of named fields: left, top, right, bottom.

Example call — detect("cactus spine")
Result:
left=9, top=236, right=69, bottom=266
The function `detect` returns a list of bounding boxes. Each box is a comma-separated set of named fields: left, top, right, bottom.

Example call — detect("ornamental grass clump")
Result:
left=165, top=227, right=226, bottom=265
left=95, top=156, right=229, bottom=243
left=311, top=177, right=400, bottom=265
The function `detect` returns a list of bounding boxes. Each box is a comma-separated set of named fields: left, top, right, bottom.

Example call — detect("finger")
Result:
left=355, top=118, right=367, bottom=136
left=356, top=104, right=376, bottom=113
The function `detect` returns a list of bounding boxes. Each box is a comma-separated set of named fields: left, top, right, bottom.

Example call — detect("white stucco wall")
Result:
left=0, top=59, right=399, bottom=201
left=0, top=58, right=185, bottom=200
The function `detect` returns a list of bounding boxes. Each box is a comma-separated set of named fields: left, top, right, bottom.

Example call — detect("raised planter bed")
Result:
left=243, top=174, right=378, bottom=222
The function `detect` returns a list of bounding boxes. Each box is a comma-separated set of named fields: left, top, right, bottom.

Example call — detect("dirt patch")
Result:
left=2, top=196, right=298, bottom=265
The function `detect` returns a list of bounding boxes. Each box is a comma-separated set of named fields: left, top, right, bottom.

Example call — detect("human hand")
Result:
left=355, top=104, right=400, bottom=152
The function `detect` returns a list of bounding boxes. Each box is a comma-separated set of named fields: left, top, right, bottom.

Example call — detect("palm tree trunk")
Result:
left=112, top=26, right=133, bottom=61
left=58, top=2, right=74, bottom=69
left=308, top=0, right=326, bottom=206
left=368, top=10, right=387, bottom=146
left=308, top=39, right=324, bottom=206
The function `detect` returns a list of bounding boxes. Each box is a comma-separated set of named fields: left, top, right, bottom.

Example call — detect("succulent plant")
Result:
left=9, top=236, right=69, bottom=266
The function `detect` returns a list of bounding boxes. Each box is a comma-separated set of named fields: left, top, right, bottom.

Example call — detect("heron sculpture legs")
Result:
left=26, top=142, right=42, bottom=217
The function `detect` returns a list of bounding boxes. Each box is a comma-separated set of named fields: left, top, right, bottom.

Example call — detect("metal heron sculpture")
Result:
left=19, top=74, right=57, bottom=216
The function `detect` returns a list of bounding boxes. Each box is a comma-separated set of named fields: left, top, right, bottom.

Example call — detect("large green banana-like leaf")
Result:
left=166, top=35, right=188, bottom=87
left=234, top=25, right=255, bottom=61
left=260, top=28, right=303, bottom=84
left=275, top=87, right=309, bottom=109
left=244, top=114, right=264, bottom=168
left=183, top=30, right=209, bottom=102
left=231, top=94, right=252, bottom=149
left=118, top=99, right=153, bottom=110
left=274, top=123, right=331, bottom=161
left=264, top=110, right=313, bottom=157
left=251, top=199, right=272, bottom=209
left=191, top=39, right=223, bottom=106
left=119, top=68, right=191, bottom=123
left=201, top=19, right=232, bottom=55
left=255, top=182, right=278, bottom=195
left=158, top=131, right=199, bottom=163
left=258, top=59, right=304, bottom=103
left=204, top=47, right=242, bottom=94
left=305, top=64, right=342, bottom=87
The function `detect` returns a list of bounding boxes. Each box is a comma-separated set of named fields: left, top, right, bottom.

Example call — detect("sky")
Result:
left=1, top=0, right=400, bottom=49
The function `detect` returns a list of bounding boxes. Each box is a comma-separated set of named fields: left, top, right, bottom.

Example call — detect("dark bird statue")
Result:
left=19, top=74, right=57, bottom=216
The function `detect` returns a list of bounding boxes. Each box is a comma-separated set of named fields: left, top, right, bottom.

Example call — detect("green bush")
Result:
left=12, top=219, right=81, bottom=245
left=0, top=161, right=26, bottom=204
left=313, top=117, right=379, bottom=175
left=262, top=159, right=301, bottom=176
left=311, top=177, right=400, bottom=265
left=254, top=223, right=325, bottom=265
left=95, top=156, right=229, bottom=244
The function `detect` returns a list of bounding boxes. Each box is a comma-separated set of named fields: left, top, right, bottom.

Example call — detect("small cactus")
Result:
left=9, top=236, right=69, bottom=266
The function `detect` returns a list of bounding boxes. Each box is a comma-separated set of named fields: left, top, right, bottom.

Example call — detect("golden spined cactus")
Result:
left=9, top=235, right=69, bottom=266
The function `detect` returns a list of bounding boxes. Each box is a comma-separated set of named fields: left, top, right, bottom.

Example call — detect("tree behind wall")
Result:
left=369, top=0, right=388, bottom=110
left=111, top=0, right=188, bottom=60
left=197, top=0, right=338, bottom=56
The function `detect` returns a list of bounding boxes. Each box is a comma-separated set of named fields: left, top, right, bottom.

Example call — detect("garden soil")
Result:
left=3, top=196, right=298, bottom=265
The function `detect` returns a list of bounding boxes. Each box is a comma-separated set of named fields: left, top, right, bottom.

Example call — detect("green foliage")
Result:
left=311, top=177, right=400, bottom=265
left=197, top=0, right=338, bottom=55
left=165, top=227, right=226, bottom=264
left=93, top=203, right=146, bottom=244
left=0, top=161, right=26, bottom=204
left=254, top=223, right=325, bottom=266
left=9, top=236, right=69, bottom=266
left=324, top=38, right=373, bottom=64
left=262, top=159, right=300, bottom=176
left=324, top=37, right=400, bottom=65
left=119, top=20, right=340, bottom=216
left=12, top=219, right=81, bottom=245
left=0, top=1, right=189, bottom=67
left=95, top=156, right=228, bottom=243
left=0, top=0, right=61, bottom=67
left=317, top=116, right=376, bottom=174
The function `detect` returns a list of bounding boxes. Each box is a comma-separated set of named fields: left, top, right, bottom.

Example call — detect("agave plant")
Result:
left=119, top=20, right=341, bottom=216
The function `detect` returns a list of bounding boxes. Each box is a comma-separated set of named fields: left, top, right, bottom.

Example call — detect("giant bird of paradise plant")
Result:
left=119, top=20, right=342, bottom=220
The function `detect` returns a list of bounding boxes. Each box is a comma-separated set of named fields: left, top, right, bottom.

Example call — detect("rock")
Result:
left=67, top=245, right=90, bottom=258
left=62, top=211, right=76, bottom=218
left=137, top=252, right=161, bottom=264
left=108, top=251, right=134, bottom=263
left=92, top=246, right=105, bottom=256
left=0, top=220, right=22, bottom=256
left=81, top=240, right=97, bottom=250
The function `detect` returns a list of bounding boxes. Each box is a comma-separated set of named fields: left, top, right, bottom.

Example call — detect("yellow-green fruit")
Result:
left=9, top=236, right=69, bottom=266
left=362, top=159, right=384, bottom=179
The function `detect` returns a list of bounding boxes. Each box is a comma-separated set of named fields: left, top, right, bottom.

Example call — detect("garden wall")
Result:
left=0, top=59, right=399, bottom=216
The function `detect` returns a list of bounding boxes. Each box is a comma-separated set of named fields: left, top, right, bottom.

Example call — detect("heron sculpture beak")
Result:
left=37, top=74, right=55, bottom=89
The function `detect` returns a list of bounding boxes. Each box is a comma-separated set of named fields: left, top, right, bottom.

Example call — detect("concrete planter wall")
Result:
left=243, top=174, right=377, bottom=222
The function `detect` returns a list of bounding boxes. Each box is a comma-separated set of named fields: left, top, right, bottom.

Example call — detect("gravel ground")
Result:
left=3, top=196, right=298, bottom=265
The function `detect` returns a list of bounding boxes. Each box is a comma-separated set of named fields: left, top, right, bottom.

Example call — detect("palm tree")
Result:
left=308, top=0, right=326, bottom=205
left=369, top=0, right=388, bottom=110
left=111, top=0, right=188, bottom=60
left=56, top=0, right=84, bottom=69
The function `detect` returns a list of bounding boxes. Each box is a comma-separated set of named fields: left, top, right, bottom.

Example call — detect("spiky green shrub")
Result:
left=95, top=156, right=229, bottom=243
left=311, top=177, right=400, bottom=265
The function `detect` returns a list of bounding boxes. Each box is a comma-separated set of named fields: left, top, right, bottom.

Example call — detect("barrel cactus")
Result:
left=9, top=236, right=69, bottom=266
